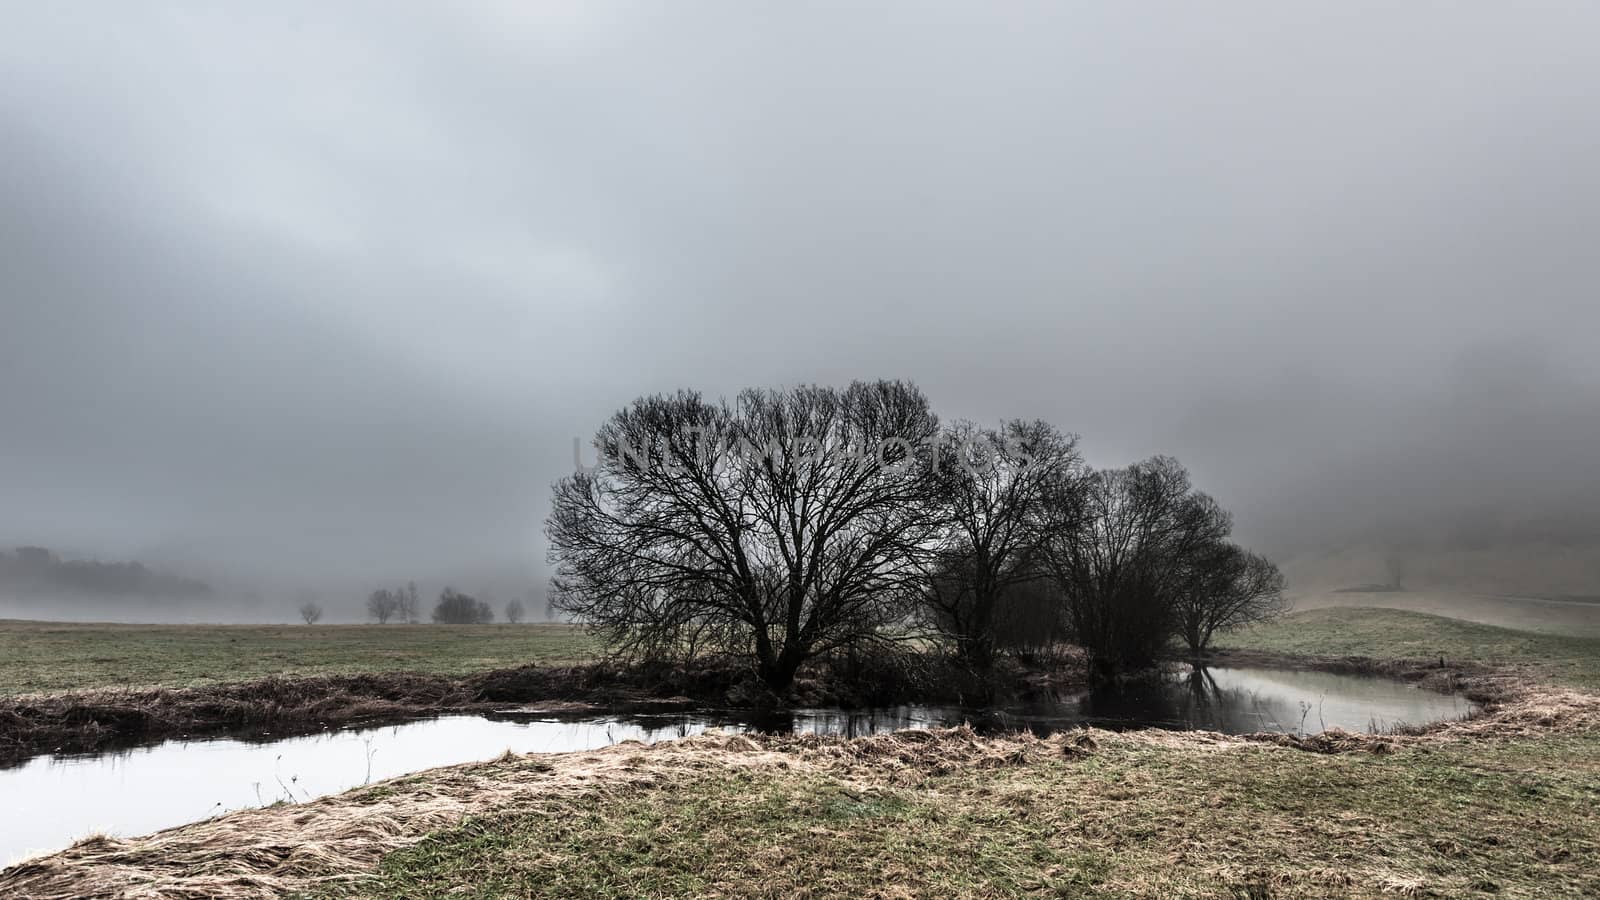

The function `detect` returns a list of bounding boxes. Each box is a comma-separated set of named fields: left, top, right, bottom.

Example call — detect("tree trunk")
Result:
left=759, top=648, right=805, bottom=693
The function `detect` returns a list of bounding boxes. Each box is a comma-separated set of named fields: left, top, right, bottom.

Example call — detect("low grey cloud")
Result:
left=3, top=2, right=1597, bottom=610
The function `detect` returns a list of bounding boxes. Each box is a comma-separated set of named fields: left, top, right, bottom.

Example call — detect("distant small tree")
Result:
left=366, top=588, right=402, bottom=624
left=1385, top=554, right=1407, bottom=591
left=298, top=601, right=323, bottom=625
left=504, top=598, right=526, bottom=624
left=432, top=588, right=494, bottom=624
left=400, top=581, right=421, bottom=623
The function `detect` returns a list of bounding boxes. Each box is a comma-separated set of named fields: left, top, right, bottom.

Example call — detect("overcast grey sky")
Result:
left=3, top=2, right=1598, bottom=592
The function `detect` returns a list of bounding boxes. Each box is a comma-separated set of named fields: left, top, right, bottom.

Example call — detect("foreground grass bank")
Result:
left=351, top=728, right=1600, bottom=897
left=8, top=693, right=1597, bottom=898
left=0, top=621, right=597, bottom=696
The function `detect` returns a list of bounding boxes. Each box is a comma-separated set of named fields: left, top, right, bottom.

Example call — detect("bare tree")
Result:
left=919, top=419, right=1086, bottom=669
left=366, top=588, right=402, bottom=624
left=1042, top=456, right=1230, bottom=679
left=399, top=581, right=420, bottom=623
left=549, top=380, right=941, bottom=692
left=1385, top=553, right=1407, bottom=591
left=504, top=598, right=525, bottom=624
left=1171, top=542, right=1287, bottom=655
left=297, top=601, right=323, bottom=625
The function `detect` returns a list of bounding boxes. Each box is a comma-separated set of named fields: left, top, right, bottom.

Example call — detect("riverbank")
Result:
left=5, top=607, right=1584, bottom=769
left=0, top=648, right=1076, bottom=768
left=5, top=608, right=1598, bottom=895
left=5, top=675, right=1596, bottom=898
left=3, top=608, right=1596, bottom=896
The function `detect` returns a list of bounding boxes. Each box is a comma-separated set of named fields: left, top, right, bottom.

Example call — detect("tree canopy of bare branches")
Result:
left=919, top=420, right=1086, bottom=669
left=549, top=380, right=941, bottom=692
left=366, top=588, right=403, bottom=624
left=551, top=381, right=1287, bottom=689
left=1171, top=542, right=1286, bottom=654
left=1042, top=456, right=1232, bottom=677
left=297, top=601, right=322, bottom=625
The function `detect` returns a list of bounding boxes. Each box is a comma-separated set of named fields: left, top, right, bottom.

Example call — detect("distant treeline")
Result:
left=0, top=547, right=212, bottom=598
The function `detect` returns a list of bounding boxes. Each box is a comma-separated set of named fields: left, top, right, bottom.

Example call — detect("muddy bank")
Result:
left=0, top=672, right=474, bottom=769
left=0, top=654, right=1068, bottom=769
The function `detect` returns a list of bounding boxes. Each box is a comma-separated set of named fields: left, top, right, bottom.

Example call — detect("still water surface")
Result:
left=2, top=666, right=1473, bottom=866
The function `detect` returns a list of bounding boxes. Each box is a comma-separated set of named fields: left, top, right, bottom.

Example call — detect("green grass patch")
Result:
left=0, top=621, right=597, bottom=695
left=345, top=770, right=1115, bottom=898
left=1221, top=606, right=1600, bottom=690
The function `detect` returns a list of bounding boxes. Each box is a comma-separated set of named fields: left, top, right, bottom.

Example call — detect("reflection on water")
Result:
left=1, top=666, right=1472, bottom=867
left=752, top=665, right=1474, bottom=739
left=1066, top=665, right=1473, bottom=735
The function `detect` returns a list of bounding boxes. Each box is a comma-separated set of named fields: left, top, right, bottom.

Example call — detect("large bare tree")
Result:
left=920, top=420, right=1086, bottom=669
left=548, top=380, right=941, bottom=692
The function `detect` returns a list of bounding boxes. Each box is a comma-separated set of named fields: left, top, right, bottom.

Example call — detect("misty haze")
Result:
left=2, top=4, right=1597, bottom=898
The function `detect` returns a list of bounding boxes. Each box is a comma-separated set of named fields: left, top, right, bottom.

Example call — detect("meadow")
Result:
left=6, top=605, right=1598, bottom=897
left=0, top=620, right=597, bottom=697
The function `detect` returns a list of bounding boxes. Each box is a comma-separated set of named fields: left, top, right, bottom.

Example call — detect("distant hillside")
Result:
left=1280, top=542, right=1599, bottom=599
left=0, top=547, right=211, bottom=599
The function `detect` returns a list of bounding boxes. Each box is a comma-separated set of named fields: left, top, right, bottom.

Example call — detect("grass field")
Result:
left=1287, top=587, right=1600, bottom=637
left=1220, top=606, right=1600, bottom=690
left=7, top=605, right=1594, bottom=698
left=7, top=607, right=1600, bottom=896
left=0, top=620, right=597, bottom=696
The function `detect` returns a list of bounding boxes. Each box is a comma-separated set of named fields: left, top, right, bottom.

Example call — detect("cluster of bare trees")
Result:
left=548, top=380, right=1285, bottom=691
left=431, top=588, right=495, bottom=624
left=365, top=582, right=421, bottom=624
left=1040, top=456, right=1284, bottom=676
left=359, top=584, right=536, bottom=625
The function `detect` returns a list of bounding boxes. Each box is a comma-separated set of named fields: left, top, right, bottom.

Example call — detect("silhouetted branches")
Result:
left=549, top=380, right=940, bottom=691
left=551, top=381, right=1285, bottom=690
